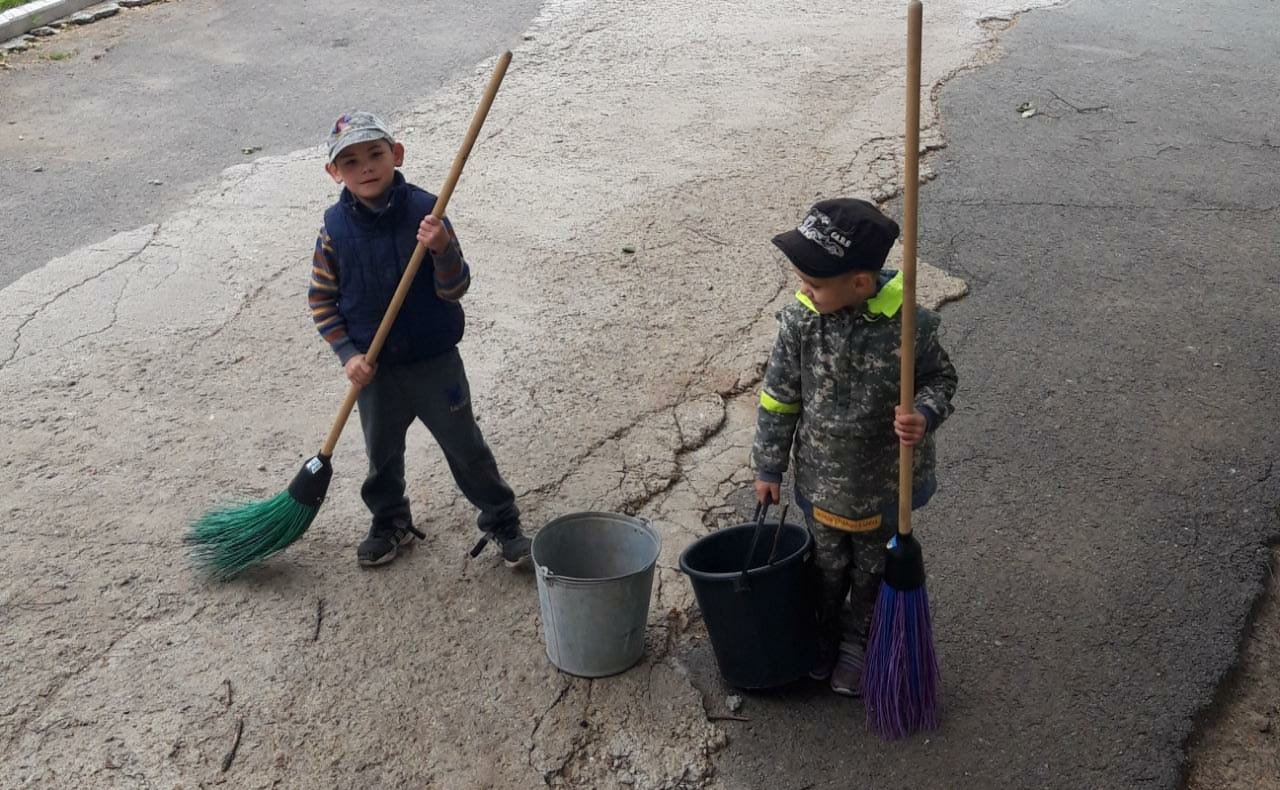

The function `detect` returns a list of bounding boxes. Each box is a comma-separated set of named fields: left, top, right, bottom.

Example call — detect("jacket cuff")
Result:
left=756, top=469, right=783, bottom=484
left=333, top=339, right=359, bottom=365
left=432, top=239, right=463, bottom=270
left=918, top=405, right=938, bottom=433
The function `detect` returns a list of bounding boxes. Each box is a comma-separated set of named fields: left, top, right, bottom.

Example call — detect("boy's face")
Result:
left=325, top=139, right=405, bottom=204
left=795, top=268, right=877, bottom=314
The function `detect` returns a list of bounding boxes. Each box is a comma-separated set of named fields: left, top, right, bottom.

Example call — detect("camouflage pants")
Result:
left=805, top=512, right=893, bottom=645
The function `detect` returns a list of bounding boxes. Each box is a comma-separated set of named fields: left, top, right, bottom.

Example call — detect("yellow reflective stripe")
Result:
left=760, top=390, right=801, bottom=415
left=866, top=270, right=904, bottom=318
left=795, top=290, right=819, bottom=313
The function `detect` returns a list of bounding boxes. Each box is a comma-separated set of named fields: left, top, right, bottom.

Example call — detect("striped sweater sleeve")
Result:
left=432, top=230, right=471, bottom=302
left=308, top=229, right=358, bottom=364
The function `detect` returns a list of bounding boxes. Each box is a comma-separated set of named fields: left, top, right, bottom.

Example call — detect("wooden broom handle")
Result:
left=319, top=51, right=512, bottom=457
left=898, top=2, right=922, bottom=535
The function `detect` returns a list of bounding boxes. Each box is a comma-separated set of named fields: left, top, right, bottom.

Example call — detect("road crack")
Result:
left=2, top=225, right=161, bottom=369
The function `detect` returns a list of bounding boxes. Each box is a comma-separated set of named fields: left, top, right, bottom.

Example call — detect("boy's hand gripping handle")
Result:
left=318, top=51, right=512, bottom=458
left=898, top=2, right=922, bottom=536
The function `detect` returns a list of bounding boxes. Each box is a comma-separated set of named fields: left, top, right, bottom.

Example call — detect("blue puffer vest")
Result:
left=323, top=172, right=464, bottom=365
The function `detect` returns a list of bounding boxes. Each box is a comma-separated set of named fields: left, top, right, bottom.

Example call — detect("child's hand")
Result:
left=417, top=215, right=451, bottom=254
left=894, top=405, right=927, bottom=446
left=754, top=479, right=780, bottom=505
left=345, top=354, right=376, bottom=387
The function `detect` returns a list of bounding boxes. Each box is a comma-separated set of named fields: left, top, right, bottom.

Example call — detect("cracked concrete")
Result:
left=0, top=0, right=1059, bottom=788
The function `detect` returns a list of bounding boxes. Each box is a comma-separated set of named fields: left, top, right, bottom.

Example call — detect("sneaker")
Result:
left=357, top=520, right=416, bottom=567
left=809, top=637, right=839, bottom=680
left=830, top=638, right=866, bottom=697
left=492, top=527, right=531, bottom=567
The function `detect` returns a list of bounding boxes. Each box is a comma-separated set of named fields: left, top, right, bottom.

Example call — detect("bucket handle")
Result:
left=734, top=500, right=771, bottom=592
left=538, top=563, right=555, bottom=586
left=765, top=500, right=790, bottom=567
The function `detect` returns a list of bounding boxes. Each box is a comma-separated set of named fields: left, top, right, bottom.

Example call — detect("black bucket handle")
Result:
left=734, top=499, right=771, bottom=592
left=766, top=501, right=790, bottom=567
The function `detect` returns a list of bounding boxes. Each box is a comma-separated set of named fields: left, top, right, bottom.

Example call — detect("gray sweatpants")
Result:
left=805, top=512, right=894, bottom=646
left=355, top=347, right=520, bottom=536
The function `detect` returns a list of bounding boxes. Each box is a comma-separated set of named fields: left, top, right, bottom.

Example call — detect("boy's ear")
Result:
left=392, top=141, right=405, bottom=167
left=324, top=161, right=343, bottom=184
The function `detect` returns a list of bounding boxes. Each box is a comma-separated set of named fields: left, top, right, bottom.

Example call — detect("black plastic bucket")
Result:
left=679, top=518, right=819, bottom=689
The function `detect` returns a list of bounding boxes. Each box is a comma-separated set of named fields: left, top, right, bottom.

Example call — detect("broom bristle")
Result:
left=862, top=582, right=941, bottom=739
left=186, top=491, right=318, bottom=580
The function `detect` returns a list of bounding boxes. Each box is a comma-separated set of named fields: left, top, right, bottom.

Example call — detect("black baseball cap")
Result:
left=771, top=198, right=900, bottom=277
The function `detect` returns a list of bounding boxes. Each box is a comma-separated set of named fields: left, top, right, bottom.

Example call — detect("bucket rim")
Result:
left=532, top=511, right=661, bottom=584
left=678, top=521, right=812, bottom=581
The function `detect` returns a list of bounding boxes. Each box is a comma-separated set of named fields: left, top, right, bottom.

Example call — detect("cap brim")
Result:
left=328, top=129, right=394, bottom=162
left=772, top=229, right=834, bottom=278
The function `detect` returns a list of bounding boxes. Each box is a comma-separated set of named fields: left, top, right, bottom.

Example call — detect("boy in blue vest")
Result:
left=307, top=111, right=530, bottom=568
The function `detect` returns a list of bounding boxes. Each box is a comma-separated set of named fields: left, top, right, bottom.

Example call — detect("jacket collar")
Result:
left=865, top=269, right=904, bottom=317
left=795, top=269, right=904, bottom=319
left=340, top=170, right=408, bottom=222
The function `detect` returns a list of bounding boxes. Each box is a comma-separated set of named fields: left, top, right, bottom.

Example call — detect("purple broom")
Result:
left=861, top=0, right=942, bottom=739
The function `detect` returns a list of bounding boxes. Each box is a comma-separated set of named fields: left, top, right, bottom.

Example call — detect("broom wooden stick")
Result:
left=898, top=1, right=921, bottom=536
left=187, top=52, right=512, bottom=580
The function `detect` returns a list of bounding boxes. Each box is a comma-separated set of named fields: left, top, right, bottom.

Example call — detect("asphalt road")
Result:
left=0, top=0, right=542, bottom=288
left=687, top=0, right=1280, bottom=787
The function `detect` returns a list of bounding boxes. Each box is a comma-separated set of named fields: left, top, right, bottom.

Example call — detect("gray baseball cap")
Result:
left=326, top=111, right=394, bottom=162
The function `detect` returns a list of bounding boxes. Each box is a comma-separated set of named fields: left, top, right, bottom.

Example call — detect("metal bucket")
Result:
left=532, top=512, right=661, bottom=677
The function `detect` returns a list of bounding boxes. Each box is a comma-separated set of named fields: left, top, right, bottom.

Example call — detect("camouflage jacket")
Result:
left=751, top=270, right=958, bottom=523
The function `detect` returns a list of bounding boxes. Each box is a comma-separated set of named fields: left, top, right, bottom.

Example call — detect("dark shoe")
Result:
left=830, top=637, right=866, bottom=697
left=809, top=637, right=839, bottom=680
left=357, top=519, right=416, bottom=567
left=493, top=527, right=531, bottom=567
left=470, top=525, right=531, bottom=566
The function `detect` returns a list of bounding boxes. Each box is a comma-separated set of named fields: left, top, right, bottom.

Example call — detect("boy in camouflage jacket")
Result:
left=752, top=198, right=957, bottom=697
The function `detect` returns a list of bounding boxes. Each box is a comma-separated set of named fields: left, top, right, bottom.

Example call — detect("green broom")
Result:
left=187, top=52, right=513, bottom=580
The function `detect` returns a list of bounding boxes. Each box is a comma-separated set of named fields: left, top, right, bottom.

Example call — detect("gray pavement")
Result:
left=687, top=0, right=1280, bottom=787
left=0, top=0, right=542, bottom=288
